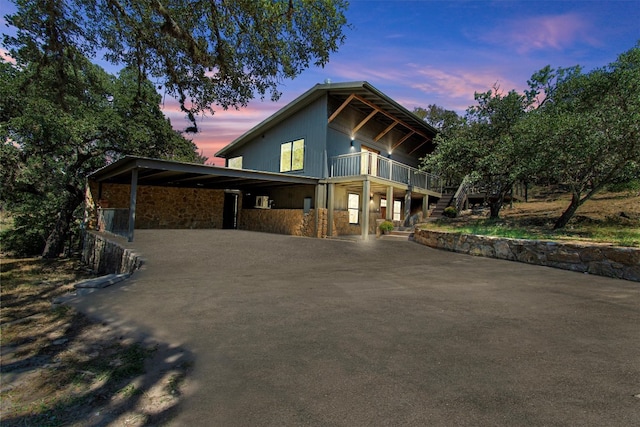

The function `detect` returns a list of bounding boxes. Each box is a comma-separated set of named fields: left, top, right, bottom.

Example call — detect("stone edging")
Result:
left=413, top=229, right=639, bottom=282
left=82, top=231, right=143, bottom=275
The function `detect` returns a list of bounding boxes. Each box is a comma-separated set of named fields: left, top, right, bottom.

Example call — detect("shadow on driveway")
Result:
left=72, top=230, right=640, bottom=426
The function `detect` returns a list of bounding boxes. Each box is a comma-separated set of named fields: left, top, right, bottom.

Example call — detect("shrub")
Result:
left=443, top=206, right=458, bottom=218
left=379, top=220, right=394, bottom=233
left=607, top=179, right=640, bottom=193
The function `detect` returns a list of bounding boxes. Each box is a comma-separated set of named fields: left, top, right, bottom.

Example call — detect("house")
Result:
left=85, top=81, right=443, bottom=241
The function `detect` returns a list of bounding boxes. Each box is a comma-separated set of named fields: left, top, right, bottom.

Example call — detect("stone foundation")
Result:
left=413, top=229, right=640, bottom=282
left=82, top=231, right=143, bottom=275
left=332, top=210, right=381, bottom=237
left=239, top=208, right=327, bottom=238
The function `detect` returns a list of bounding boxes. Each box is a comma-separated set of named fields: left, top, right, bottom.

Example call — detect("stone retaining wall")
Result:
left=413, top=229, right=640, bottom=282
left=82, top=231, right=143, bottom=275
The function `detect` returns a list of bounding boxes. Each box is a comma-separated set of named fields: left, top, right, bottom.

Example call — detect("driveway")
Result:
left=72, top=230, right=640, bottom=426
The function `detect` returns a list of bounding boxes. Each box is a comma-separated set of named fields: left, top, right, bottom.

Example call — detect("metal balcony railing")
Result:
left=329, top=152, right=443, bottom=193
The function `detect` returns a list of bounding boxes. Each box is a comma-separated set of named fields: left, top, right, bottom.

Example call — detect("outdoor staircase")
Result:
left=429, top=193, right=455, bottom=219
left=380, top=226, right=415, bottom=241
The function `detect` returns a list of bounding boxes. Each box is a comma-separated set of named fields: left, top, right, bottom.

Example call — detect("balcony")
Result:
left=329, top=152, right=442, bottom=193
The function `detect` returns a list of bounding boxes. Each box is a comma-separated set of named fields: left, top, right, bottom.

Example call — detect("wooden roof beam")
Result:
left=374, top=121, right=399, bottom=142
left=408, top=139, right=431, bottom=155
left=392, top=131, right=415, bottom=151
left=353, top=94, right=431, bottom=141
left=327, top=93, right=355, bottom=123
left=352, top=110, right=378, bottom=136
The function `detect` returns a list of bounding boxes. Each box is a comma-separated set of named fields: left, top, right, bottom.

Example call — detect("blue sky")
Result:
left=2, top=0, right=639, bottom=164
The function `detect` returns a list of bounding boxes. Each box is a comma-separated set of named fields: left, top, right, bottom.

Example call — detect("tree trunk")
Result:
left=42, top=190, right=83, bottom=258
left=488, top=190, right=506, bottom=219
left=554, top=192, right=581, bottom=230
left=489, top=199, right=502, bottom=219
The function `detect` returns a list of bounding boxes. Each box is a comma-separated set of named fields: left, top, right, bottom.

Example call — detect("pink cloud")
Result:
left=485, top=13, right=600, bottom=54
left=162, top=96, right=285, bottom=164
left=0, top=48, right=16, bottom=64
left=329, top=57, right=524, bottom=112
left=409, top=65, right=521, bottom=99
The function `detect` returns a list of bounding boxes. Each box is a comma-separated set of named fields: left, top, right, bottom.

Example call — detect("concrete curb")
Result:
left=52, top=273, right=131, bottom=305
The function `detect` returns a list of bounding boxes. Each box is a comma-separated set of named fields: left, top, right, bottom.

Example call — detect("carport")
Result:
left=87, top=156, right=322, bottom=241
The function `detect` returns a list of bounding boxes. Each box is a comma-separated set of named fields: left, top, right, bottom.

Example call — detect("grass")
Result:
left=422, top=189, right=640, bottom=247
left=0, top=257, right=185, bottom=426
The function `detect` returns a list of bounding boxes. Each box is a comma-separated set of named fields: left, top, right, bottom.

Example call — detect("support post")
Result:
left=362, top=179, right=370, bottom=240
left=403, top=187, right=412, bottom=227
left=386, top=186, right=393, bottom=221
left=327, top=183, right=335, bottom=237
left=423, top=194, right=429, bottom=219
left=127, top=168, right=138, bottom=242
left=314, top=184, right=326, bottom=238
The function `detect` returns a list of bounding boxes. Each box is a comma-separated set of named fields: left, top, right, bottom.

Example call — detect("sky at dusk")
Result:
left=2, top=1, right=639, bottom=165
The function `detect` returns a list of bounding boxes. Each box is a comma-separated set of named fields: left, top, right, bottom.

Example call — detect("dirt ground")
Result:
left=441, top=188, right=640, bottom=246
left=0, top=258, right=191, bottom=426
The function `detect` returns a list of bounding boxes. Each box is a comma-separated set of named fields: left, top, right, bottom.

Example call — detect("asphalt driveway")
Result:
left=72, top=230, right=640, bottom=426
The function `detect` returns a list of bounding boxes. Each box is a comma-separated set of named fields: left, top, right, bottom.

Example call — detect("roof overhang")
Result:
left=215, top=81, right=438, bottom=159
left=88, top=156, right=320, bottom=190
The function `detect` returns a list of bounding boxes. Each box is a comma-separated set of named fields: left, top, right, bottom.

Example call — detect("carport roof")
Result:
left=88, top=156, right=320, bottom=190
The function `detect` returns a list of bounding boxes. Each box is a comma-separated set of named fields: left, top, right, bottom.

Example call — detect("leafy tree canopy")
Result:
left=4, top=0, right=348, bottom=128
left=422, top=87, right=531, bottom=219
left=422, top=42, right=639, bottom=227
left=518, top=43, right=640, bottom=229
left=1, top=0, right=348, bottom=257
left=413, top=104, right=461, bottom=137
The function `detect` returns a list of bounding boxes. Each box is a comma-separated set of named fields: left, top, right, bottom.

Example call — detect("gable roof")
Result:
left=215, top=81, right=438, bottom=158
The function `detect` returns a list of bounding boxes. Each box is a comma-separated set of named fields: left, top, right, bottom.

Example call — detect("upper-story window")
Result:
left=280, top=139, right=304, bottom=172
left=228, top=156, right=243, bottom=169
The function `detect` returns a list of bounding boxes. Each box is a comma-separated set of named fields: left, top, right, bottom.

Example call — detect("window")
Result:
left=280, top=138, right=304, bottom=172
left=348, top=193, right=360, bottom=224
left=228, top=156, right=243, bottom=169
left=393, top=200, right=402, bottom=221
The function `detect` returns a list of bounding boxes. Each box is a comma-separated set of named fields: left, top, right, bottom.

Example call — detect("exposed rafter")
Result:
left=374, top=121, right=399, bottom=142
left=327, top=93, right=355, bottom=123
left=352, top=94, right=432, bottom=141
left=326, top=90, right=434, bottom=153
left=352, top=110, right=378, bottom=135
left=408, top=139, right=431, bottom=155
left=392, top=131, right=415, bottom=150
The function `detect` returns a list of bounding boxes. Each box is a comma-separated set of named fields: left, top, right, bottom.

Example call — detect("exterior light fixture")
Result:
left=350, top=139, right=354, bottom=147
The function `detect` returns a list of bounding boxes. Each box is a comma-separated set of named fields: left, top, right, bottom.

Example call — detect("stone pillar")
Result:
left=386, top=186, right=393, bottom=221
left=127, top=168, right=138, bottom=242
left=362, top=179, right=370, bottom=240
left=327, top=183, right=335, bottom=237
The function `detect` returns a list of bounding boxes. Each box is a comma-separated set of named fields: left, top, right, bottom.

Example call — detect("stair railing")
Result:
left=452, top=177, right=471, bottom=213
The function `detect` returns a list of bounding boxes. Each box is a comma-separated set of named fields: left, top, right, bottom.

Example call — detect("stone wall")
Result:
left=413, top=229, right=640, bottom=282
left=332, top=210, right=382, bottom=237
left=239, top=208, right=327, bottom=238
left=82, top=231, right=143, bottom=275
left=87, top=182, right=225, bottom=230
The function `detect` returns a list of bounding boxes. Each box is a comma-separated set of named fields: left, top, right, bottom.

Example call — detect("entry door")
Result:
left=223, top=192, right=238, bottom=229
